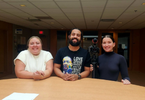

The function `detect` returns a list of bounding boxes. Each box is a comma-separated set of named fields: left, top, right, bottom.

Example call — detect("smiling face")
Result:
left=68, top=29, right=81, bottom=46
left=28, top=37, right=42, bottom=56
left=102, top=37, right=115, bottom=52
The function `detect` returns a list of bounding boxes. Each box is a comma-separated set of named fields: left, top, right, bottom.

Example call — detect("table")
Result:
left=0, top=76, right=145, bottom=100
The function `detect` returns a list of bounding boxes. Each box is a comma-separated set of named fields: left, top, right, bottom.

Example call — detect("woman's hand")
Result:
left=90, top=64, right=99, bottom=72
left=121, top=79, right=131, bottom=85
left=33, top=71, right=45, bottom=80
left=90, top=64, right=93, bottom=72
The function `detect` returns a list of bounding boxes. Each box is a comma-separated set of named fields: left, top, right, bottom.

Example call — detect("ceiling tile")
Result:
left=30, top=1, right=58, bottom=9
left=106, top=0, right=134, bottom=8
left=82, top=1, right=106, bottom=8
left=56, top=1, right=81, bottom=8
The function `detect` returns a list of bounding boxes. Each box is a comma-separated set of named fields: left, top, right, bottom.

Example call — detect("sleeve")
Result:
left=119, top=56, right=130, bottom=81
left=46, top=52, right=53, bottom=62
left=53, top=49, right=62, bottom=64
left=84, top=51, right=91, bottom=67
left=13, top=51, right=26, bottom=65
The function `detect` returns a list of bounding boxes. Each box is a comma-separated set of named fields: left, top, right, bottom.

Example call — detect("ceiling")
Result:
left=0, top=0, right=145, bottom=30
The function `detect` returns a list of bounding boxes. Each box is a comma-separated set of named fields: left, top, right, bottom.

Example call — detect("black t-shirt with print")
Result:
left=54, top=46, right=91, bottom=74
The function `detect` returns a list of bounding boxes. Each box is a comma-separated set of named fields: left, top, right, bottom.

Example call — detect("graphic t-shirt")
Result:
left=54, top=46, right=91, bottom=74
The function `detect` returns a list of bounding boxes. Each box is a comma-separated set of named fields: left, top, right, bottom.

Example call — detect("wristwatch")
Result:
left=78, top=74, right=81, bottom=79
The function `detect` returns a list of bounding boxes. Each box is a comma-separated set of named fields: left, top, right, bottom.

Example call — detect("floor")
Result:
left=0, top=70, right=145, bottom=87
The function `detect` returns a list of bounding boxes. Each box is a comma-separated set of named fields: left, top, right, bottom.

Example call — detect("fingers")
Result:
left=35, top=71, right=45, bottom=76
left=62, top=74, right=69, bottom=81
left=33, top=71, right=45, bottom=80
left=121, top=79, right=131, bottom=85
left=90, top=66, right=93, bottom=72
left=68, top=74, right=78, bottom=81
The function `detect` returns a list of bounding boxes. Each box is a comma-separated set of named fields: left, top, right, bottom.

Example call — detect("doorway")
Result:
left=118, top=33, right=130, bottom=67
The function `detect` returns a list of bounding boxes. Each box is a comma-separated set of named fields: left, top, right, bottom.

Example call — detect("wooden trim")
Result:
left=49, top=30, right=57, bottom=58
left=128, top=31, right=133, bottom=70
left=113, top=31, right=118, bottom=53
left=66, top=31, right=68, bottom=46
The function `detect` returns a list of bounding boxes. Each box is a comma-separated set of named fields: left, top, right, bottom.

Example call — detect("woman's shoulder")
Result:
left=41, top=50, right=52, bottom=54
left=19, top=50, right=29, bottom=55
left=114, top=53, right=124, bottom=58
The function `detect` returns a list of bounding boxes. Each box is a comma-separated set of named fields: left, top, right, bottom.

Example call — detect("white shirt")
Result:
left=14, top=50, right=53, bottom=72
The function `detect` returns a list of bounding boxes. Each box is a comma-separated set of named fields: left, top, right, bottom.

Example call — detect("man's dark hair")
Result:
left=68, top=28, right=83, bottom=40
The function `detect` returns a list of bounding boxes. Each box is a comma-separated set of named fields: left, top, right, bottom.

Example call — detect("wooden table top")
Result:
left=0, top=76, right=145, bottom=100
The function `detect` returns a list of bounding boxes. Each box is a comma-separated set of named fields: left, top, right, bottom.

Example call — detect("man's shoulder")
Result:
left=79, top=47, right=89, bottom=53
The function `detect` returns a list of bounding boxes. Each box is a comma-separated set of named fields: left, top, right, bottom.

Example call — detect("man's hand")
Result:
left=61, top=73, right=70, bottom=81
left=67, top=74, right=78, bottom=81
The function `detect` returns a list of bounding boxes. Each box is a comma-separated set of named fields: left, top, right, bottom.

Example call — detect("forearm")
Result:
left=80, top=70, right=90, bottom=78
left=42, top=69, right=53, bottom=79
left=15, top=70, right=33, bottom=79
left=54, top=67, right=63, bottom=78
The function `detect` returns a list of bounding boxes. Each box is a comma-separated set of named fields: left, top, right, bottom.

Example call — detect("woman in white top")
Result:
left=14, top=36, right=53, bottom=80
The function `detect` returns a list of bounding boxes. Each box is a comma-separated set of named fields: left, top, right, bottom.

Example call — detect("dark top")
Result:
left=98, top=52, right=130, bottom=81
left=54, top=46, right=91, bottom=74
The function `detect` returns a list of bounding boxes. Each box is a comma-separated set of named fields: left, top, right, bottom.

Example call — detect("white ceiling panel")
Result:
left=82, top=1, right=106, bottom=8
left=106, top=0, right=134, bottom=8
left=65, top=12, right=83, bottom=17
left=56, top=2, right=81, bottom=8
left=4, top=0, right=27, bottom=1
left=102, top=12, right=121, bottom=19
left=104, top=8, right=127, bottom=13
left=41, top=19, right=64, bottom=29
left=30, top=1, right=58, bottom=9
left=62, top=8, right=82, bottom=13
left=0, top=2, right=15, bottom=8
left=29, top=0, right=53, bottom=1
left=20, top=9, right=47, bottom=16
left=86, top=21, right=99, bottom=29
left=83, top=8, right=104, bottom=13
left=55, top=0, right=79, bottom=1
left=4, top=2, right=37, bottom=9
left=98, top=22, right=113, bottom=29
left=0, top=0, right=145, bottom=29
left=130, top=0, right=145, bottom=6
left=130, top=21, right=145, bottom=29
left=84, top=13, right=102, bottom=19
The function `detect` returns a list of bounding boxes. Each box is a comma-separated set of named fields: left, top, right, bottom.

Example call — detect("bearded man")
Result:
left=54, top=28, right=91, bottom=81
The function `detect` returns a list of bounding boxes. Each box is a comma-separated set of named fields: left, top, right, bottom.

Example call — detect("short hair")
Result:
left=68, top=28, right=83, bottom=40
left=27, top=36, right=42, bottom=46
left=102, top=35, right=115, bottom=43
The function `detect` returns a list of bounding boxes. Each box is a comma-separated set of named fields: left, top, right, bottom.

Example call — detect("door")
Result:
left=117, top=33, right=130, bottom=67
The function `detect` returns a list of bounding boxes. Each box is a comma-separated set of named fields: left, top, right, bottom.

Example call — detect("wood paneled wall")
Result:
left=0, top=21, right=13, bottom=77
left=49, top=30, right=57, bottom=58
left=139, top=28, right=145, bottom=73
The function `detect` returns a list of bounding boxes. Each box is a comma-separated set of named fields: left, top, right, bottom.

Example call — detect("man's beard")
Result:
left=69, top=38, right=81, bottom=46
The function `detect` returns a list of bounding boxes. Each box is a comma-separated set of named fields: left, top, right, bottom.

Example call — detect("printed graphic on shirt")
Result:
left=72, top=57, right=83, bottom=74
left=63, top=56, right=72, bottom=74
